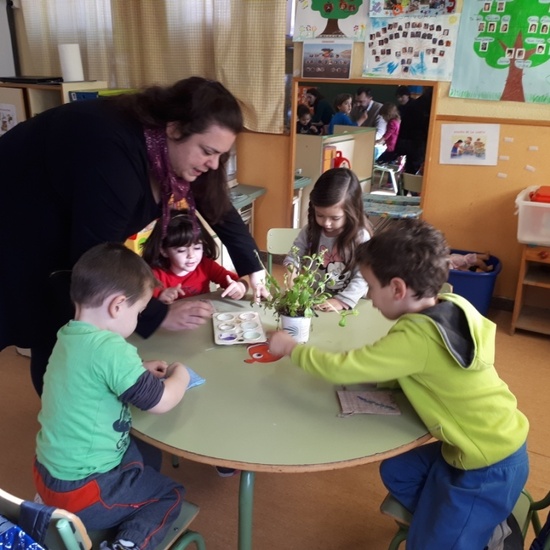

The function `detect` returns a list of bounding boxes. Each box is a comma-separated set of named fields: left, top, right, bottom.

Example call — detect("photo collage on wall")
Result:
left=362, top=14, right=460, bottom=80
left=295, top=0, right=459, bottom=81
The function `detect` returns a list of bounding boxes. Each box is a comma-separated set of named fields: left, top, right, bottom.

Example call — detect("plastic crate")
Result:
left=447, top=249, right=502, bottom=316
left=515, top=186, right=550, bottom=246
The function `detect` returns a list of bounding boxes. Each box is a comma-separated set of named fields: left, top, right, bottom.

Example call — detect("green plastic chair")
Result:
left=0, top=487, right=206, bottom=550
left=266, top=228, right=301, bottom=274
left=380, top=489, right=550, bottom=550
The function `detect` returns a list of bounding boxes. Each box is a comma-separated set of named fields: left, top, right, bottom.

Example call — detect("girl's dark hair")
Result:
left=142, top=210, right=218, bottom=270
left=356, top=219, right=450, bottom=299
left=113, top=77, right=244, bottom=224
left=71, top=243, right=158, bottom=307
left=297, top=104, right=311, bottom=117
left=306, top=168, right=373, bottom=273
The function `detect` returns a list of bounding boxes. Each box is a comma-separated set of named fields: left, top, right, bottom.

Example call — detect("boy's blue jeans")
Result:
left=34, top=438, right=184, bottom=550
left=380, top=441, right=529, bottom=550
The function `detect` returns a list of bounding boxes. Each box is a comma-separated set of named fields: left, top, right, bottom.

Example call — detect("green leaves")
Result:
left=254, top=247, right=332, bottom=318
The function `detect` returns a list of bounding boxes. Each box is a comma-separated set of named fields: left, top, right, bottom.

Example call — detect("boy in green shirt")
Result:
left=34, top=243, right=190, bottom=550
left=268, top=219, right=529, bottom=550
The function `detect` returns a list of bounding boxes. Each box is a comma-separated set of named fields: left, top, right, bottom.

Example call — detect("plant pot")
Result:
left=280, top=315, right=312, bottom=343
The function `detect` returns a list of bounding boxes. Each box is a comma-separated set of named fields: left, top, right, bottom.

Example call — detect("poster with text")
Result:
left=363, top=14, right=460, bottom=80
left=302, top=40, right=353, bottom=78
left=450, top=0, right=550, bottom=103
left=439, top=124, right=500, bottom=166
left=369, top=0, right=457, bottom=18
left=294, top=0, right=368, bottom=41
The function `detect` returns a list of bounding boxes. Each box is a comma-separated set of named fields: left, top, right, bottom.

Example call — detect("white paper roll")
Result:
left=58, top=43, right=84, bottom=82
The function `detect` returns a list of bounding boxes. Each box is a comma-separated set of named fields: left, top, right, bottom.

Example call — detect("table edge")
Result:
left=132, top=429, right=434, bottom=473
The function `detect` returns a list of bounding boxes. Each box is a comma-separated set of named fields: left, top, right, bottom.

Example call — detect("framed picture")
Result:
left=302, top=40, right=353, bottom=79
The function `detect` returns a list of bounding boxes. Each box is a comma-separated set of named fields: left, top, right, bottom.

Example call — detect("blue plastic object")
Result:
left=447, top=249, right=502, bottom=316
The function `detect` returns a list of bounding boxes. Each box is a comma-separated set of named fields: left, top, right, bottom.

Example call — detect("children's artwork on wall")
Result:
left=363, top=14, right=460, bottom=80
left=293, top=0, right=368, bottom=41
left=302, top=40, right=353, bottom=79
left=0, top=104, right=17, bottom=136
left=439, top=124, right=500, bottom=166
left=450, top=0, right=550, bottom=103
left=369, top=0, right=457, bottom=18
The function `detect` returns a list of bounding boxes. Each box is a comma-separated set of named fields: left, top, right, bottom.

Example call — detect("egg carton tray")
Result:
left=212, top=311, right=267, bottom=345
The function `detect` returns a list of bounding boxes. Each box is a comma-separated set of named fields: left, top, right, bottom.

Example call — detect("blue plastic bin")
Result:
left=447, top=249, right=502, bottom=316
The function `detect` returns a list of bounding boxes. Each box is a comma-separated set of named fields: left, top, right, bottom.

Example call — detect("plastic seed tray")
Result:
left=212, top=311, right=267, bottom=345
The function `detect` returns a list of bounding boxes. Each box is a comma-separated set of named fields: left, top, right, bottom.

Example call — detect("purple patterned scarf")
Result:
left=144, top=127, right=198, bottom=237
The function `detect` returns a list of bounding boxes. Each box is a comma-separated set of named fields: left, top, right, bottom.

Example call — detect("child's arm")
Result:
left=268, top=330, right=298, bottom=357
left=221, top=274, right=249, bottom=300
left=158, top=284, right=185, bottom=304
left=148, top=362, right=190, bottom=414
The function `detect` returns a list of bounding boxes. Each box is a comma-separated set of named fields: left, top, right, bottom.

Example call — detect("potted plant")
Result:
left=254, top=247, right=358, bottom=342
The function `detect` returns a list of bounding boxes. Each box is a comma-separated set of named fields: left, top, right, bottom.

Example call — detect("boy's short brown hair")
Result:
left=356, top=219, right=450, bottom=298
left=71, top=242, right=159, bottom=308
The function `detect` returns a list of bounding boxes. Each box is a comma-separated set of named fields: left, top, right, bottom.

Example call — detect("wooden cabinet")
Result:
left=511, top=244, right=550, bottom=335
left=294, top=125, right=376, bottom=226
left=0, top=80, right=108, bottom=121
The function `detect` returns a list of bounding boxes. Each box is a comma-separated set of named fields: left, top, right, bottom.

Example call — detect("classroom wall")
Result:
left=423, top=85, right=550, bottom=301
left=292, top=15, right=550, bottom=303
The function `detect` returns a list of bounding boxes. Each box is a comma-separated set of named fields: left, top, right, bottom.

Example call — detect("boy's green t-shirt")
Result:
left=36, top=321, right=146, bottom=480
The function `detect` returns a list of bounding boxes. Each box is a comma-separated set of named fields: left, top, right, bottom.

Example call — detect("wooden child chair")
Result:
left=0, top=487, right=206, bottom=550
left=266, top=228, right=300, bottom=274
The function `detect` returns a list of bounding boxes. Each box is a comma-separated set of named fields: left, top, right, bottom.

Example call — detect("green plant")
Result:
left=254, top=247, right=332, bottom=318
left=254, top=248, right=360, bottom=327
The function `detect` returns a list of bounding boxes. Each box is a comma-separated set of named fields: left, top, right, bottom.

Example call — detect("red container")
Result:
left=530, top=186, right=550, bottom=203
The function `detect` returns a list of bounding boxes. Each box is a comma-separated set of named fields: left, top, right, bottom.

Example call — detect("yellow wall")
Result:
left=236, top=130, right=292, bottom=250
left=423, top=85, right=550, bottom=300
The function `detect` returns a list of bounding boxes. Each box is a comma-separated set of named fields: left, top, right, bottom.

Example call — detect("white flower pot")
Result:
left=280, top=315, right=312, bottom=343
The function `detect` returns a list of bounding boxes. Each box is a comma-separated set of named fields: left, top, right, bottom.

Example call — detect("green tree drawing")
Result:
left=310, top=0, right=364, bottom=37
left=474, top=2, right=550, bottom=102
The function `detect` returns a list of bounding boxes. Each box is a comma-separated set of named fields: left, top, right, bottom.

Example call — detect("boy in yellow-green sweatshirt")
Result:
left=268, top=219, right=529, bottom=550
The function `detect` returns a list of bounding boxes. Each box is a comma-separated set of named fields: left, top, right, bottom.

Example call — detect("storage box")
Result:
left=447, top=249, right=502, bottom=316
left=515, top=187, right=550, bottom=246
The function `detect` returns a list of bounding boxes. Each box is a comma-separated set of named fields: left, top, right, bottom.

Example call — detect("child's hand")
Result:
left=165, top=361, right=190, bottom=384
left=315, top=298, right=344, bottom=312
left=143, top=360, right=169, bottom=378
left=268, top=330, right=298, bottom=357
left=159, top=284, right=185, bottom=304
left=221, top=275, right=247, bottom=300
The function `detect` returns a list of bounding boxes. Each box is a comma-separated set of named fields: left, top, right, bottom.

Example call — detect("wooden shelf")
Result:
left=513, top=306, right=550, bottom=336
left=511, top=244, right=550, bottom=335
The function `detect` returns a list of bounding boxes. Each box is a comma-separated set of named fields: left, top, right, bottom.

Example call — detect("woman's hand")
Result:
left=221, top=275, right=248, bottom=300
left=249, top=270, right=270, bottom=302
left=268, top=330, right=298, bottom=357
left=161, top=299, right=214, bottom=331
